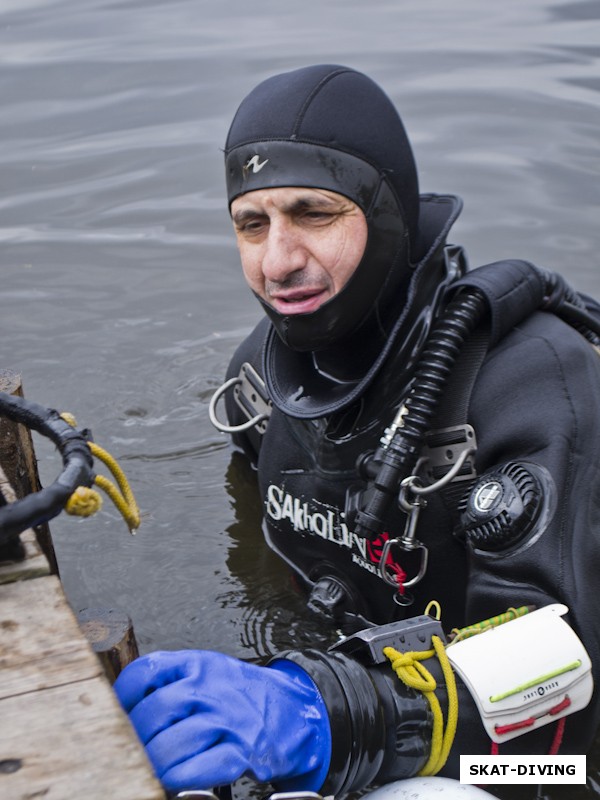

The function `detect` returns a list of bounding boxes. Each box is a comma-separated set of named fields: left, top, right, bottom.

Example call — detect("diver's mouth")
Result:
left=269, top=288, right=328, bottom=315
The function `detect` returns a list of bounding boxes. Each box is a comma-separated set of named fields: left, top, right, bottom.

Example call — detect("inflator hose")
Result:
left=542, top=271, right=600, bottom=344
left=0, top=392, right=94, bottom=543
left=355, top=288, right=488, bottom=539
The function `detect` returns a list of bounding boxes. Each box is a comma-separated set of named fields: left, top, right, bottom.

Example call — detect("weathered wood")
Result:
left=0, top=464, right=18, bottom=504
left=0, top=369, right=58, bottom=572
left=0, top=576, right=105, bottom=700
left=0, top=574, right=165, bottom=799
left=0, top=465, right=51, bottom=582
left=0, top=526, right=50, bottom=584
left=0, top=370, right=164, bottom=798
left=0, top=463, right=26, bottom=561
left=0, top=678, right=165, bottom=800
left=78, top=607, right=140, bottom=683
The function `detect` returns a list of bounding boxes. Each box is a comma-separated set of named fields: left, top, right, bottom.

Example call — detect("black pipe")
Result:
left=0, top=392, right=95, bottom=543
left=542, top=271, right=600, bottom=344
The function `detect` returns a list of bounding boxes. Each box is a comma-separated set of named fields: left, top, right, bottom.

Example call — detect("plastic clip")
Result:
left=330, top=614, right=446, bottom=665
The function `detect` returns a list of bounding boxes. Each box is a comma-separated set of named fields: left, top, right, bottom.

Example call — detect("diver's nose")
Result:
left=260, top=217, right=309, bottom=284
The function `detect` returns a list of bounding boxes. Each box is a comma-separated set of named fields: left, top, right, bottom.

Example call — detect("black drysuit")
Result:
left=223, top=216, right=600, bottom=793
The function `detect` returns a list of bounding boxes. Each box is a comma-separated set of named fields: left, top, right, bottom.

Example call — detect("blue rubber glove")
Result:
left=113, top=650, right=331, bottom=793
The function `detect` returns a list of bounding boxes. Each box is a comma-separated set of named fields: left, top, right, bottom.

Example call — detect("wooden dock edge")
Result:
left=0, top=569, right=166, bottom=799
left=0, top=370, right=165, bottom=799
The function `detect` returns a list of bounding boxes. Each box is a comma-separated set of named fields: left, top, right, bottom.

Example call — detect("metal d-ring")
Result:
left=175, top=793, right=221, bottom=800
left=403, top=446, right=476, bottom=499
left=208, top=377, right=269, bottom=433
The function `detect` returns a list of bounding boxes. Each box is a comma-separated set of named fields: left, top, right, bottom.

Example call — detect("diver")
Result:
left=114, top=65, right=600, bottom=796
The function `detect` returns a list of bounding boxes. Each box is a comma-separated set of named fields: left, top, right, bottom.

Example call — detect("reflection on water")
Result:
left=223, top=453, right=341, bottom=660
left=1, top=0, right=599, bottom=797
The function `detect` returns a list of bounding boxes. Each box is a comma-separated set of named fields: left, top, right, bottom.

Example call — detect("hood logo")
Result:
left=244, top=155, right=269, bottom=174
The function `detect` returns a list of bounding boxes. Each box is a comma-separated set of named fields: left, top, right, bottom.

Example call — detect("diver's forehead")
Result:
left=231, top=186, right=354, bottom=217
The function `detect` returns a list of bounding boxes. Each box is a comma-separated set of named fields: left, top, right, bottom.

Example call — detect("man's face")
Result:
left=231, top=187, right=368, bottom=315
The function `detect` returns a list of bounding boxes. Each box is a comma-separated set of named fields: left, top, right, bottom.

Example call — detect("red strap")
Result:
left=549, top=696, right=571, bottom=716
left=491, top=708, right=567, bottom=755
left=549, top=717, right=566, bottom=755
left=493, top=695, right=571, bottom=738
left=495, top=718, right=535, bottom=736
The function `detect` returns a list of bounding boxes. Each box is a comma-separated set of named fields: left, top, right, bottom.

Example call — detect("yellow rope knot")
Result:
left=383, top=648, right=438, bottom=694
left=384, top=634, right=458, bottom=778
left=65, top=486, right=103, bottom=517
left=60, top=412, right=141, bottom=533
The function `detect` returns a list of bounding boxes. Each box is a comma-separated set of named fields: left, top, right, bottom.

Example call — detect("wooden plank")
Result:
left=0, top=678, right=165, bottom=800
left=0, top=575, right=102, bottom=700
left=0, top=370, right=164, bottom=798
left=0, top=527, right=50, bottom=584
left=0, top=573, right=166, bottom=798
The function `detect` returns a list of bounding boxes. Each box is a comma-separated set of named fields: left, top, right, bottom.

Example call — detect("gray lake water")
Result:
left=1, top=1, right=599, bottom=796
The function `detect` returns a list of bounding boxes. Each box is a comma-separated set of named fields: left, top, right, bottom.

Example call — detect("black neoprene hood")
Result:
left=225, top=64, right=419, bottom=240
left=224, top=64, right=421, bottom=352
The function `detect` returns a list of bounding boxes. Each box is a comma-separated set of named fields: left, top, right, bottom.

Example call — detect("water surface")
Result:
left=1, top=1, right=599, bottom=795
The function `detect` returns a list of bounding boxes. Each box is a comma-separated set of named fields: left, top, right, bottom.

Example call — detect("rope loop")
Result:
left=384, top=647, right=437, bottom=693
left=65, top=486, right=103, bottom=517
left=61, top=413, right=141, bottom=533
left=384, top=634, right=458, bottom=777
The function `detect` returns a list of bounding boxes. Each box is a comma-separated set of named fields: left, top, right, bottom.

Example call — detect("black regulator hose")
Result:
left=541, top=271, right=600, bottom=344
left=0, top=392, right=94, bottom=543
left=354, top=288, right=488, bottom=539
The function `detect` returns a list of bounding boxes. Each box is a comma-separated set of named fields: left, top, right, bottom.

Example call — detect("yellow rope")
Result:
left=65, top=486, right=103, bottom=517
left=384, top=635, right=458, bottom=777
left=88, top=442, right=140, bottom=532
left=60, top=413, right=141, bottom=533
left=93, top=473, right=140, bottom=533
left=382, top=604, right=532, bottom=776
left=424, top=599, right=442, bottom=620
